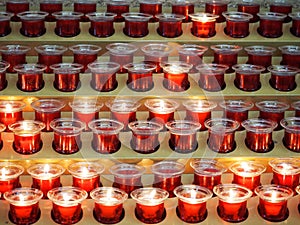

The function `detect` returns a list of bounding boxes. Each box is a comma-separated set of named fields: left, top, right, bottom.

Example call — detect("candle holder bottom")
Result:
left=257, top=28, right=282, bottom=38
left=54, top=28, right=81, bottom=38
left=89, top=28, right=115, bottom=38
left=290, top=28, right=300, bottom=38
left=245, top=140, right=274, bottom=153
left=176, top=207, right=208, bottom=223
left=93, top=208, right=125, bottom=224
left=90, top=81, right=118, bottom=92
left=217, top=206, right=248, bottom=223
left=157, top=28, right=182, bottom=38
left=91, top=142, right=121, bottom=154
left=20, top=28, right=46, bottom=37
left=224, top=28, right=249, bottom=38
left=257, top=206, right=289, bottom=222
left=169, top=140, right=198, bottom=154
left=51, top=208, right=83, bottom=224
left=130, top=141, right=160, bottom=154
left=53, top=81, right=81, bottom=92
left=0, top=28, right=11, bottom=37
left=52, top=141, right=82, bottom=155
left=17, top=80, right=45, bottom=92
left=135, top=208, right=166, bottom=224
left=282, top=138, right=300, bottom=152
left=9, top=208, right=41, bottom=225
left=126, top=81, right=154, bottom=92
left=13, top=141, right=43, bottom=154
left=191, top=28, right=216, bottom=38
left=207, top=140, right=236, bottom=153
left=163, top=80, right=190, bottom=92
left=234, top=79, right=261, bottom=92
left=269, top=79, right=297, bottom=92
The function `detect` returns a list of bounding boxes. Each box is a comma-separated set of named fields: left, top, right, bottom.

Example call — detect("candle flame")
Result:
left=228, top=189, right=237, bottom=198
left=271, top=191, right=278, bottom=201
left=1, top=167, right=7, bottom=178
left=106, top=188, right=113, bottom=200
left=44, top=164, right=50, bottom=174
left=81, top=167, right=89, bottom=177
left=190, top=189, right=197, bottom=199
left=5, top=104, right=13, bottom=112
left=149, top=189, right=157, bottom=200
left=281, top=163, right=293, bottom=171
left=241, top=162, right=251, bottom=172
left=19, top=194, right=25, bottom=202
left=62, top=193, right=72, bottom=202
left=201, top=14, right=209, bottom=23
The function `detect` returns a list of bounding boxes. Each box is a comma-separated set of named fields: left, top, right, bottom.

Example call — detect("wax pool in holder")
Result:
left=86, top=12, right=116, bottom=38
left=139, top=0, right=162, bottom=22
left=17, top=11, right=48, bottom=37
left=281, top=117, right=300, bottom=152
left=53, top=11, right=83, bottom=37
left=156, top=13, right=185, bottom=38
left=189, top=13, right=219, bottom=38
left=0, top=162, right=24, bottom=194
left=0, top=100, right=26, bottom=130
left=122, top=13, right=152, bottom=38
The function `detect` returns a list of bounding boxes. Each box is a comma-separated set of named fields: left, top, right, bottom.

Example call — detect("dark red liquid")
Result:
left=270, top=4, right=292, bottom=23
left=74, top=53, right=97, bottom=73
left=270, top=74, right=296, bottom=91
left=35, top=111, right=61, bottom=132
left=247, top=54, right=272, bottom=73
left=9, top=202, right=40, bottom=224
left=73, top=176, right=101, bottom=193
left=89, top=20, right=114, bottom=37
left=107, top=4, right=129, bottom=22
left=32, top=177, right=61, bottom=199
left=13, top=133, right=42, bottom=154
left=127, top=71, right=153, bottom=92
left=0, top=20, right=11, bottom=37
left=291, top=19, right=300, bottom=37
left=6, top=1, right=29, bottom=21
left=110, top=53, right=133, bottom=73
left=0, top=72, right=7, bottom=91
left=272, top=171, right=300, bottom=190
left=205, top=3, right=227, bottom=23
left=73, top=111, right=98, bottom=131
left=199, top=73, right=225, bottom=91
left=38, top=54, right=63, bottom=74
left=0, top=178, right=21, bottom=194
left=2, top=53, right=26, bottom=73
left=124, top=20, right=149, bottom=37
left=193, top=173, right=222, bottom=191
left=235, top=72, right=261, bottom=91
left=148, top=111, right=174, bottom=124
left=218, top=200, right=248, bottom=222
left=94, top=202, right=124, bottom=224
left=207, top=131, right=236, bottom=153
left=92, top=132, right=121, bottom=154
left=213, top=52, right=238, bottom=73
left=258, top=198, right=288, bottom=222
left=153, top=173, right=182, bottom=197
left=177, top=199, right=207, bottom=223
left=140, top=3, right=162, bottom=22
left=158, top=20, right=182, bottom=38
left=111, top=111, right=136, bottom=131
left=74, top=2, right=96, bottom=22
left=191, top=20, right=216, bottom=38
left=144, top=55, right=168, bottom=73
left=238, top=4, right=260, bottom=23
left=55, top=19, right=80, bottom=37
left=233, top=174, right=260, bottom=192
left=295, top=110, right=300, bottom=117
left=112, top=172, right=142, bottom=195
left=179, top=53, right=203, bottom=73
left=163, top=72, right=190, bottom=92
left=283, top=128, right=300, bottom=152
left=131, top=130, right=160, bottom=154
left=172, top=4, right=194, bottom=22
left=169, top=132, right=198, bottom=153
left=54, top=73, right=80, bottom=92
left=20, top=19, right=46, bottom=37
left=51, top=203, right=82, bottom=224
left=91, top=72, right=117, bottom=92
left=53, top=131, right=82, bottom=154
left=281, top=53, right=300, bottom=68
left=185, top=110, right=211, bottom=131
left=225, top=110, right=248, bottom=131
left=258, top=19, right=283, bottom=38
left=0, top=111, right=23, bottom=131
left=259, top=111, right=284, bottom=130
left=135, top=203, right=165, bottom=224
left=17, top=73, right=44, bottom=92
left=245, top=131, right=274, bottom=153
left=40, top=2, right=63, bottom=22
left=225, top=20, right=249, bottom=38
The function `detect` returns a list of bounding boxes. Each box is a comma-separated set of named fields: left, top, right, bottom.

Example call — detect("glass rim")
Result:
left=27, top=163, right=65, bottom=179
left=242, top=118, right=277, bottom=133
left=204, top=118, right=240, bottom=132
left=211, top=44, right=243, bottom=53
left=128, top=120, right=164, bottom=134
left=280, top=117, right=300, bottom=132
left=254, top=184, right=293, bottom=202
left=0, top=162, right=24, bottom=180
left=144, top=98, right=179, bottom=113
left=88, top=119, right=124, bottom=134
left=68, top=100, right=103, bottom=113
left=139, top=0, right=163, bottom=3
left=47, top=186, right=88, bottom=206
left=160, top=61, right=193, bottom=73
left=106, top=43, right=138, bottom=55
left=86, top=12, right=116, bottom=20
left=174, top=185, right=213, bottom=204
left=68, top=161, right=105, bottom=178
left=165, top=120, right=201, bottom=134
left=151, top=161, right=185, bottom=177
left=13, top=64, right=47, bottom=73
left=90, top=187, right=128, bottom=205
left=190, top=159, right=227, bottom=176
left=219, top=100, right=254, bottom=112
left=0, top=100, right=26, bottom=113
left=279, top=45, right=300, bottom=54
left=0, top=12, right=13, bottom=20
left=183, top=99, right=217, bottom=112
left=244, top=45, right=276, bottom=55
left=0, top=45, right=31, bottom=54
left=31, top=99, right=65, bottom=112
left=50, top=63, right=83, bottom=73
left=269, top=158, right=300, bottom=175
left=35, top=44, right=68, bottom=55
left=189, top=12, right=219, bottom=21
left=69, top=44, right=102, bottom=54
left=122, top=12, right=152, bottom=21
left=196, top=63, right=229, bottom=73
left=255, top=100, right=290, bottom=112
left=4, top=188, right=43, bottom=206
left=232, top=64, right=265, bottom=73
left=88, top=61, right=120, bottom=73
left=0, top=61, right=10, bottom=72
left=268, top=65, right=299, bottom=75
left=257, top=12, right=286, bottom=20
left=289, top=12, right=300, bottom=20
left=141, top=43, right=174, bottom=56
left=222, top=11, right=253, bottom=21
left=229, top=161, right=266, bottom=177
left=52, top=11, right=84, bottom=19
left=104, top=0, right=131, bottom=5
left=105, top=99, right=141, bottom=112
left=8, top=120, right=45, bottom=134
left=213, top=184, right=253, bottom=203
left=177, top=44, right=208, bottom=55
left=292, top=101, right=300, bottom=110
left=50, top=118, right=86, bottom=134
left=156, top=13, right=185, bottom=21
left=130, top=187, right=169, bottom=205
left=17, top=11, right=49, bottom=20
left=109, top=163, right=145, bottom=178
left=123, top=62, right=157, bottom=72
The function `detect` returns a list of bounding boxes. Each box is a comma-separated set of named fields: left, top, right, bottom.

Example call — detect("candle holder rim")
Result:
left=6, top=0, right=29, bottom=2
left=160, top=61, right=193, bottom=73
left=104, top=0, right=130, bottom=5
left=0, top=123, right=5, bottom=132
left=130, top=187, right=169, bottom=205
left=88, top=118, right=124, bottom=134
left=292, top=101, right=300, bottom=110
left=13, top=63, right=47, bottom=73
left=242, top=118, right=277, bottom=133
left=270, top=0, right=293, bottom=6
left=17, top=10, right=49, bottom=20
left=213, top=184, right=253, bottom=203
left=122, top=12, right=152, bottom=21
left=106, top=43, right=138, bottom=55
left=177, top=44, right=208, bottom=55
left=109, top=163, right=145, bottom=178
left=90, top=187, right=128, bottom=205
left=8, top=120, right=46, bottom=134
left=0, top=162, right=24, bottom=180
left=269, top=158, right=300, bottom=175
left=156, top=13, right=185, bottom=21
left=68, top=161, right=105, bottom=178
left=69, top=100, right=103, bottom=113
left=255, top=100, right=290, bottom=112
left=52, top=11, right=84, bottom=18
left=165, top=120, right=201, bottom=134
left=257, top=12, right=287, bottom=20
left=244, top=45, right=277, bottom=54
left=204, top=118, right=240, bottom=133
left=190, top=159, right=227, bottom=175
left=0, top=12, right=13, bottom=19
left=0, top=45, right=31, bottom=54
left=237, top=0, right=261, bottom=5
left=50, top=63, right=84, bottom=73
left=295, top=185, right=300, bottom=195
left=105, top=99, right=141, bottom=112
left=47, top=186, right=88, bottom=206
left=219, top=100, right=254, bottom=112
left=73, top=0, right=97, bottom=3
left=86, top=12, right=116, bottom=20
left=205, top=0, right=230, bottom=3
left=229, top=161, right=266, bottom=177
left=174, top=184, right=213, bottom=204
left=31, top=99, right=66, bottom=112
left=254, top=184, right=293, bottom=202
left=128, top=120, right=164, bottom=134
left=0, top=100, right=26, bottom=113
left=144, top=99, right=180, bottom=113
left=39, top=0, right=63, bottom=3
left=268, top=65, right=299, bottom=75
left=27, top=163, right=66, bottom=179
left=232, top=64, right=265, bottom=73
left=50, top=118, right=86, bottom=134
left=141, top=43, right=174, bottom=56
left=4, top=188, right=43, bottom=206
left=222, top=11, right=253, bottom=21
left=189, top=12, right=219, bottom=21
left=289, top=12, right=300, bottom=19
left=183, top=99, right=217, bottom=112
left=69, top=44, right=102, bottom=54
left=139, top=0, right=163, bottom=3
left=34, top=44, right=68, bottom=55
left=280, top=117, right=300, bottom=132
left=196, top=63, right=229, bottom=73
left=210, top=44, right=243, bottom=53
left=123, top=62, right=157, bottom=72
left=171, top=0, right=197, bottom=4
left=151, top=161, right=185, bottom=177
left=279, top=45, right=300, bottom=54
left=0, top=60, right=10, bottom=72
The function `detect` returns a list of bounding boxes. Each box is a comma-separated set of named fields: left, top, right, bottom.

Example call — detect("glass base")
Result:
left=269, top=79, right=297, bottom=92
left=282, top=138, right=300, bottom=152
left=89, top=28, right=115, bottom=38
left=90, top=81, right=118, bottom=92
left=51, top=208, right=83, bottom=224
left=13, top=141, right=43, bottom=155
left=93, top=208, right=125, bottom=224
left=9, top=208, right=41, bottom=225
left=135, top=207, right=166, bottom=224
left=217, top=206, right=248, bottom=223
left=54, top=28, right=81, bottom=37
left=245, top=139, right=274, bottom=153
left=224, top=28, right=249, bottom=38
left=176, top=206, right=208, bottom=223
left=20, top=28, right=46, bottom=37
left=53, top=81, right=81, bottom=92
left=234, top=79, right=261, bottom=92
left=0, top=28, right=11, bottom=37
left=191, top=28, right=216, bottom=38
left=130, top=141, right=160, bottom=154
left=157, top=28, right=183, bottom=38
left=257, top=205, right=289, bottom=222
left=208, top=140, right=237, bottom=153
left=52, top=141, right=81, bottom=155
left=169, top=140, right=198, bottom=153
left=123, top=28, right=149, bottom=38
left=257, top=28, right=283, bottom=38
left=17, top=80, right=45, bottom=92
left=92, top=141, right=121, bottom=154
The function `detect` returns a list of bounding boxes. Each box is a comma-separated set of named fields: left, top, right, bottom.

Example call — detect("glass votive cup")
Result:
left=90, top=187, right=128, bottom=224
left=257, top=12, right=286, bottom=38
left=50, top=118, right=85, bottom=154
left=86, top=12, right=116, bottom=37
left=171, top=0, right=195, bottom=23
left=0, top=162, right=24, bottom=194
left=73, top=0, right=97, bottom=22
left=68, top=161, right=105, bottom=193
left=237, top=0, right=261, bottom=23
left=196, top=63, right=229, bottom=92
left=106, top=43, right=138, bottom=73
left=230, top=161, right=266, bottom=192
left=129, top=120, right=163, bottom=154
left=139, top=0, right=162, bottom=22
left=205, top=118, right=240, bottom=153
left=8, top=120, right=45, bottom=154
left=269, top=0, right=292, bottom=23
left=122, top=12, right=152, bottom=38
left=17, top=11, right=48, bottom=37
left=0, top=61, right=10, bottom=91
left=0, top=100, right=25, bottom=130
left=256, top=100, right=289, bottom=130
left=255, top=184, right=293, bottom=222
left=289, top=12, right=300, bottom=37
left=0, top=45, right=30, bottom=73
left=232, top=64, right=265, bottom=91
left=0, top=123, right=5, bottom=149
left=53, top=11, right=83, bottom=37
left=110, top=163, right=145, bottom=195
left=242, top=118, right=277, bottom=153
left=105, top=0, right=130, bottom=22
left=123, top=62, right=156, bottom=92
left=27, top=163, right=65, bottom=199
left=205, top=0, right=230, bottom=23
left=281, top=117, right=300, bottom=152
left=189, top=13, right=219, bottom=38
left=156, top=13, right=185, bottom=38
left=47, top=187, right=88, bottom=224
left=151, top=161, right=185, bottom=198
left=213, top=184, right=252, bottom=222
left=268, top=65, right=299, bottom=91
left=279, top=45, right=300, bottom=68
left=165, top=120, right=201, bottom=153
left=296, top=185, right=300, bottom=212
left=292, top=101, right=300, bottom=117
left=14, top=64, right=47, bottom=92
left=131, top=187, right=169, bottom=224
left=4, top=188, right=43, bottom=225
left=50, top=63, right=83, bottom=92
left=223, top=11, right=253, bottom=38
left=39, top=0, right=63, bottom=22
left=174, top=185, right=213, bottom=223
left=6, top=0, right=29, bottom=22
left=88, top=119, right=124, bottom=154
left=0, top=12, right=13, bottom=37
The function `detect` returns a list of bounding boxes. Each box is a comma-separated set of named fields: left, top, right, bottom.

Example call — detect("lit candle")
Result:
left=0, top=101, right=25, bottom=131
left=189, top=13, right=219, bottom=38
left=0, top=162, right=24, bottom=195
left=281, top=117, right=300, bottom=152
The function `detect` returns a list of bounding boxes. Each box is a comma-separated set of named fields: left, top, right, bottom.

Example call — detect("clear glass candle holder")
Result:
left=139, top=0, right=162, bottom=22
left=14, top=64, right=46, bottom=92
left=86, top=12, right=116, bottom=37
left=4, top=188, right=43, bottom=225
left=257, top=12, right=286, bottom=38
left=189, top=13, right=219, bottom=38
left=0, top=61, right=10, bottom=91
left=17, top=11, right=48, bottom=37
left=205, top=0, right=230, bottom=23
left=50, top=118, right=85, bottom=154
left=279, top=45, right=300, bottom=68
left=6, top=0, right=29, bottom=22
left=88, top=119, right=124, bottom=154
left=156, top=13, right=185, bottom=38
left=27, top=163, right=65, bottom=199
left=8, top=120, right=45, bottom=155
left=242, top=118, right=277, bottom=153
left=255, top=184, right=293, bottom=222
left=268, top=65, right=299, bottom=91
left=131, top=187, right=169, bottom=224
left=232, top=64, right=265, bottom=91
left=289, top=12, right=300, bottom=37
left=223, top=12, right=253, bottom=38
left=0, top=100, right=25, bottom=130
left=171, top=0, right=195, bottom=23
left=174, top=185, right=213, bottom=223
left=47, top=187, right=88, bottom=225
left=110, top=163, right=145, bottom=195
left=0, top=123, right=5, bottom=149
left=105, top=0, right=130, bottom=22
left=281, top=117, right=300, bottom=152
left=73, top=0, right=97, bottom=22
left=68, top=161, right=105, bottom=193
left=213, top=184, right=252, bottom=223
left=39, top=0, right=63, bottom=22
left=0, top=162, right=24, bottom=194
left=122, top=12, right=152, bottom=38
left=292, top=101, right=300, bottom=117
left=0, top=12, right=13, bottom=37
left=269, top=0, right=292, bottom=23
left=151, top=161, right=185, bottom=198
left=237, top=0, right=261, bottom=23
left=53, top=11, right=83, bottom=37
left=90, top=187, right=128, bottom=224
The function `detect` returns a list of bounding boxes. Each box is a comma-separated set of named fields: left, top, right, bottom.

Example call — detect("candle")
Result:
left=255, top=184, right=293, bottom=222
left=0, top=162, right=24, bottom=194
left=205, top=0, right=229, bottom=23
left=73, top=0, right=97, bottom=22
left=86, top=12, right=116, bottom=37
left=151, top=161, right=185, bottom=197
left=268, top=65, right=299, bottom=91
left=47, top=187, right=88, bottom=224
left=27, top=163, right=65, bottom=199
left=156, top=13, right=185, bottom=38
left=105, top=0, right=130, bottom=22
left=237, top=0, right=260, bottom=23
left=88, top=119, right=124, bottom=154
left=139, top=0, right=162, bottom=22
left=68, top=161, right=105, bottom=193
left=122, top=12, right=152, bottom=38
left=39, top=0, right=63, bottom=22
left=6, top=0, right=29, bottom=22
left=213, top=184, right=252, bottom=222
left=17, top=11, right=48, bottom=37
left=171, top=0, right=195, bottom=22
left=223, top=12, right=253, bottom=38
left=0, top=61, right=10, bottom=91
left=9, top=120, right=45, bottom=154
left=90, top=187, right=128, bottom=224
left=53, top=11, right=83, bottom=37
left=189, top=13, right=219, bottom=38
left=0, top=12, right=13, bottom=37
left=0, top=100, right=25, bottom=130
left=131, top=188, right=169, bottom=224
left=279, top=45, right=300, bottom=68
left=110, top=163, right=145, bottom=195
left=289, top=12, right=300, bottom=37
left=4, top=188, right=43, bottom=224
left=174, top=185, right=213, bottom=223
left=269, top=0, right=292, bottom=23
left=257, top=12, right=286, bottom=38
left=292, top=101, right=300, bottom=117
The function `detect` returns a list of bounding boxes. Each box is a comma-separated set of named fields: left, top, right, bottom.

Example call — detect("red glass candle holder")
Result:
left=68, top=161, right=105, bottom=193
left=0, top=100, right=25, bottom=130
left=270, top=0, right=292, bottom=23
left=196, top=63, right=229, bottom=91
left=105, top=0, right=130, bottom=22
left=53, top=11, right=83, bottom=37
left=157, top=13, right=185, bottom=38
left=190, top=159, right=227, bottom=191
left=268, top=65, right=299, bottom=91
left=110, top=163, right=145, bottom=195
left=213, top=184, right=252, bottom=222
left=0, top=162, right=24, bottom=194
left=289, top=12, right=300, bottom=37
left=255, top=184, right=293, bottom=222
left=0, top=12, right=13, bottom=37
left=279, top=45, right=300, bottom=68
left=88, top=119, right=124, bottom=154
left=151, top=161, right=185, bottom=197
left=0, top=61, right=10, bottom=91
left=50, top=63, right=83, bottom=92
left=256, top=100, right=289, bottom=130
left=14, top=64, right=46, bottom=92
left=122, top=12, right=151, bottom=38
left=232, top=64, right=265, bottom=91
left=189, top=13, right=219, bottom=38
left=50, top=118, right=85, bottom=154
left=47, top=187, right=88, bottom=225
left=230, top=161, right=266, bottom=192
left=39, top=0, right=63, bottom=22
left=174, top=185, right=212, bottom=223
left=90, top=187, right=128, bottom=224
left=205, top=118, right=240, bottom=153
left=74, top=0, right=97, bottom=22
left=257, top=12, right=286, bottom=38
left=141, top=43, right=173, bottom=73
left=0, top=45, right=30, bottom=73
left=242, top=118, right=277, bottom=153
left=129, top=120, right=163, bottom=154
left=237, top=0, right=261, bottom=23
left=124, top=62, right=156, bottom=92
left=166, top=120, right=201, bottom=153
left=139, top=0, right=162, bottom=22
left=35, top=45, right=67, bottom=74
left=9, top=120, right=45, bottom=155
left=6, top=0, right=29, bottom=22
left=205, top=0, right=229, bottom=23
left=106, top=43, right=138, bottom=73
left=171, top=0, right=195, bottom=22
left=281, top=117, right=300, bottom=152
left=219, top=100, right=254, bottom=131
left=27, top=163, right=65, bottom=199
left=4, top=188, right=43, bottom=225
left=223, top=11, right=253, bottom=38
left=211, top=44, right=242, bottom=73
left=0, top=123, right=5, bottom=149
left=292, top=101, right=300, bottom=117
left=86, top=12, right=116, bottom=37
left=17, top=11, right=48, bottom=37
left=131, top=188, right=169, bottom=224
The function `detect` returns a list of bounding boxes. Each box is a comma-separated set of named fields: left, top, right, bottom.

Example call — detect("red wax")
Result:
left=13, top=133, right=42, bottom=154
left=172, top=4, right=194, bottom=22
left=91, top=71, right=117, bottom=92
left=281, top=53, right=300, bottom=68
left=225, top=20, right=249, bottom=38
left=9, top=202, right=40, bottom=224
left=109, top=53, right=133, bottom=73
left=107, top=4, right=129, bottom=22
left=283, top=127, right=300, bottom=152
left=169, top=132, right=197, bottom=153
left=92, top=131, right=121, bottom=154
left=153, top=174, right=182, bottom=198
left=238, top=4, right=260, bottom=23
left=158, top=20, right=183, bottom=38
left=270, top=4, right=292, bottom=23
left=270, top=74, right=296, bottom=91
left=199, top=72, right=225, bottom=91
left=259, top=111, right=284, bottom=131
left=111, top=111, right=136, bottom=131
left=17, top=73, right=44, bottom=92
left=144, top=55, right=168, bottom=73
left=235, top=72, right=261, bottom=91
left=291, top=19, right=300, bottom=37
left=130, top=128, right=160, bottom=154
left=163, top=72, right=189, bottom=92
left=177, top=199, right=207, bottom=223
left=258, top=198, right=288, bottom=222
left=194, top=173, right=221, bottom=191
left=40, top=2, right=62, bottom=22
left=35, top=111, right=61, bottom=132
left=272, top=171, right=300, bottom=190
left=140, top=2, right=162, bottom=22
left=207, top=131, right=236, bottom=153
left=0, top=111, right=23, bottom=129
left=127, top=71, right=153, bottom=92
left=135, top=202, right=165, bottom=224
left=55, top=19, right=80, bottom=37
left=32, top=177, right=61, bottom=199
left=2, top=53, right=26, bottom=73
left=94, top=202, right=124, bottom=224
left=53, top=131, right=82, bottom=154
left=6, top=1, right=29, bottom=21
left=191, top=20, right=216, bottom=38
left=89, top=20, right=114, bottom=37
left=233, top=174, right=260, bottom=192
left=54, top=73, right=80, bottom=92
left=218, top=200, right=248, bottom=222
left=112, top=174, right=143, bottom=195
left=245, top=131, right=273, bottom=153
left=73, top=176, right=101, bottom=193
left=38, top=54, right=63, bottom=74
left=20, top=19, right=45, bottom=37
left=74, top=53, right=97, bottom=73
left=124, top=20, right=149, bottom=38
left=213, top=52, right=238, bottom=73
left=225, top=110, right=248, bottom=131
left=74, top=2, right=96, bottom=22
left=51, top=203, right=82, bottom=224
left=258, top=19, right=283, bottom=38
left=0, top=178, right=21, bottom=194
left=205, top=2, right=227, bottom=23
left=148, top=111, right=174, bottom=124
left=73, top=111, right=98, bottom=131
